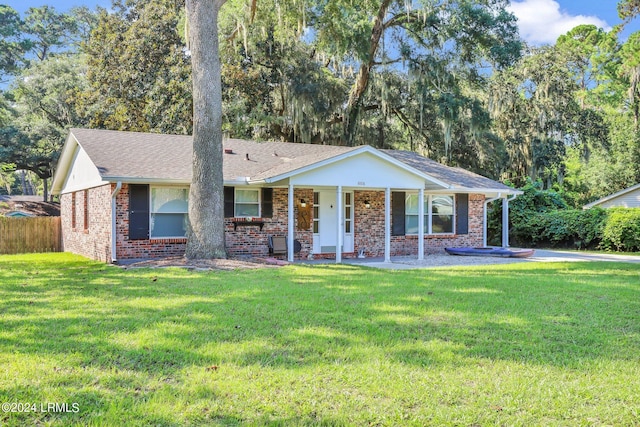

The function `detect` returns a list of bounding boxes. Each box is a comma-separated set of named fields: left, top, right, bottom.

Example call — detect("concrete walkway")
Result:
left=300, top=249, right=640, bottom=270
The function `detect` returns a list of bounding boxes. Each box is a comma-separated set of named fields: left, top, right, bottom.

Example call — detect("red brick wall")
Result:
left=224, top=188, right=313, bottom=259
left=354, top=191, right=485, bottom=257
left=114, top=185, right=315, bottom=260
left=63, top=183, right=486, bottom=262
left=60, top=184, right=112, bottom=262
left=114, top=184, right=187, bottom=260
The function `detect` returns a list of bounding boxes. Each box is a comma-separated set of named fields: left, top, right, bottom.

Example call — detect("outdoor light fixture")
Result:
left=300, top=199, right=307, bottom=208
left=364, top=200, right=371, bottom=208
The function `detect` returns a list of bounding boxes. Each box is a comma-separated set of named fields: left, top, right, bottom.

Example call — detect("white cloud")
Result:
left=507, top=0, right=611, bottom=45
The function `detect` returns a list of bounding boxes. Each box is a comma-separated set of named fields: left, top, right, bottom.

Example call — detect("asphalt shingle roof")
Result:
left=68, top=128, right=511, bottom=191
left=70, top=128, right=358, bottom=183
left=382, top=150, right=514, bottom=191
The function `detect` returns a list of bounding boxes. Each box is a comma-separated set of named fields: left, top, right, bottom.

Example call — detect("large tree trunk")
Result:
left=185, top=0, right=228, bottom=259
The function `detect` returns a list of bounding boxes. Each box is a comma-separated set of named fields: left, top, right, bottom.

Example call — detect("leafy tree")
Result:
left=219, top=0, right=521, bottom=161
left=0, top=5, right=32, bottom=82
left=80, top=0, right=192, bottom=134
left=489, top=46, right=575, bottom=185
left=23, top=6, right=79, bottom=61
left=618, top=32, right=640, bottom=127
left=618, top=0, right=640, bottom=27
left=1, top=55, right=89, bottom=200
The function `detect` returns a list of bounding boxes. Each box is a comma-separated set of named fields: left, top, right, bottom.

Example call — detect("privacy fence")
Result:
left=0, top=217, right=61, bottom=255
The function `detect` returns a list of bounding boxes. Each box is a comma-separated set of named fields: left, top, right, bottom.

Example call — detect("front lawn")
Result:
left=1, top=253, right=639, bottom=426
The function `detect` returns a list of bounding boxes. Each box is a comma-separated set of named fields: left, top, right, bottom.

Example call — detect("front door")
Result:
left=312, top=190, right=354, bottom=254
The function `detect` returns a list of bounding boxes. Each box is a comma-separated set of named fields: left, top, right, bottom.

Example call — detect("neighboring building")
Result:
left=0, top=195, right=60, bottom=217
left=51, top=128, right=520, bottom=263
left=583, top=183, right=640, bottom=209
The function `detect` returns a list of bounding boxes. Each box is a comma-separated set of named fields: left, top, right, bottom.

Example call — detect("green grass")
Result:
left=1, top=253, right=639, bottom=426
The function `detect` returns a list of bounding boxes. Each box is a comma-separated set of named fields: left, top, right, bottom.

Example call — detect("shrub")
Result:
left=533, top=208, right=607, bottom=249
left=487, top=180, right=640, bottom=251
left=600, top=208, right=640, bottom=252
left=487, top=179, right=567, bottom=246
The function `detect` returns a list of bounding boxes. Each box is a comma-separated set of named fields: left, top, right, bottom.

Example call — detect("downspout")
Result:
left=483, top=193, right=501, bottom=247
left=111, top=181, right=122, bottom=263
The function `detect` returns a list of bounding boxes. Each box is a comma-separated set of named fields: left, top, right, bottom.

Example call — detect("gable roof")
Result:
left=52, top=128, right=517, bottom=195
left=583, top=183, right=640, bottom=209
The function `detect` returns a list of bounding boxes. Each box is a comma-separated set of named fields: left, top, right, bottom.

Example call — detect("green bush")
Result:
left=488, top=180, right=640, bottom=251
left=600, top=208, right=640, bottom=252
left=531, top=208, right=607, bottom=249
left=488, top=179, right=567, bottom=246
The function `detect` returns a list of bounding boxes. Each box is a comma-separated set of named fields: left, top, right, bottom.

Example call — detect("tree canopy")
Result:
left=0, top=0, right=638, bottom=210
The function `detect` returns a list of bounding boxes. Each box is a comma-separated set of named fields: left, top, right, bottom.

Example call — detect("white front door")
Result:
left=313, top=190, right=354, bottom=254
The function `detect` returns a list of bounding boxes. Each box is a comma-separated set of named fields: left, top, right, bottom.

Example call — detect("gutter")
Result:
left=110, top=181, right=122, bottom=264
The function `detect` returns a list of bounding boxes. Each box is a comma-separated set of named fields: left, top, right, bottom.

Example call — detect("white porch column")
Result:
left=483, top=201, right=488, bottom=247
left=418, top=188, right=425, bottom=260
left=501, top=197, right=509, bottom=248
left=336, top=185, right=343, bottom=263
left=288, top=183, right=295, bottom=262
left=385, top=187, right=391, bottom=263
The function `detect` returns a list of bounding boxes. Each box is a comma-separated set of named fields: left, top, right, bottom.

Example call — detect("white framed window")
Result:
left=235, top=189, right=260, bottom=217
left=431, top=195, right=454, bottom=233
left=150, top=187, right=189, bottom=238
left=313, top=192, right=319, bottom=234
left=405, top=193, right=454, bottom=235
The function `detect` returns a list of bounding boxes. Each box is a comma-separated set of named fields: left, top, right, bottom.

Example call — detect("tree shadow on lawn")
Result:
left=1, top=258, right=640, bottom=423
left=2, top=260, right=639, bottom=369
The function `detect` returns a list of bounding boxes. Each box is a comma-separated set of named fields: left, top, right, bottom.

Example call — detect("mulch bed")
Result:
left=121, top=256, right=289, bottom=271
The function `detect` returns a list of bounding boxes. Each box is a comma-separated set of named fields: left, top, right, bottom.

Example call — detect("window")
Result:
left=405, top=193, right=454, bottom=235
left=432, top=195, right=454, bottom=233
left=313, top=192, right=319, bottom=233
left=235, top=189, right=259, bottom=217
left=405, top=194, right=422, bottom=235
left=83, top=190, right=89, bottom=231
left=150, top=187, right=188, bottom=238
left=71, top=192, right=77, bottom=229
left=344, top=192, right=352, bottom=233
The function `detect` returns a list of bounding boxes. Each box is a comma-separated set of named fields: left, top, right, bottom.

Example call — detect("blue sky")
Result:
left=4, top=0, right=639, bottom=46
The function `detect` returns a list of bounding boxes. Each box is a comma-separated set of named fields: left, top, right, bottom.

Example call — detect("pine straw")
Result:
left=121, top=256, right=286, bottom=270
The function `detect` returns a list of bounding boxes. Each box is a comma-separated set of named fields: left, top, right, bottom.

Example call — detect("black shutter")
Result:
left=224, top=186, right=235, bottom=218
left=129, top=184, right=149, bottom=240
left=391, top=191, right=406, bottom=236
left=456, top=194, right=469, bottom=235
left=261, top=188, right=273, bottom=218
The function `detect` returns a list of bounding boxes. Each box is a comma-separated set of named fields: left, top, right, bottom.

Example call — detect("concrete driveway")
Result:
left=333, top=249, right=640, bottom=270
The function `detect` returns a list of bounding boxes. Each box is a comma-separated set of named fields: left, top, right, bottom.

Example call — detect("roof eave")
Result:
left=428, top=187, right=522, bottom=195
left=51, top=131, right=80, bottom=195
left=261, top=145, right=452, bottom=189
left=583, top=183, right=640, bottom=209
left=102, top=176, right=191, bottom=185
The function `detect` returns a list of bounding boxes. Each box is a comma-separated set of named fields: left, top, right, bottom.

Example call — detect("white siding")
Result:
left=599, top=187, right=640, bottom=208
left=290, top=151, right=426, bottom=189
left=60, top=146, right=107, bottom=194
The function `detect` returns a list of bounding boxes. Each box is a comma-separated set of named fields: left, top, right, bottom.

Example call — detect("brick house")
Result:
left=51, top=128, right=520, bottom=263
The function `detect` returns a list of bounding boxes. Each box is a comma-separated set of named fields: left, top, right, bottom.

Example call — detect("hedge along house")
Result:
left=51, top=128, right=520, bottom=263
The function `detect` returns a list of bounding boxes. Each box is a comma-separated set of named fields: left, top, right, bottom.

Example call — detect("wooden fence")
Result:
left=0, top=216, right=61, bottom=255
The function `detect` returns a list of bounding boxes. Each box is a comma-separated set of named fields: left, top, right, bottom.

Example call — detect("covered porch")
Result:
left=253, top=147, right=514, bottom=263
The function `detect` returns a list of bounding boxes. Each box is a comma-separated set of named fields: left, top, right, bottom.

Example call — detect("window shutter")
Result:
left=129, top=184, right=149, bottom=240
left=224, top=186, right=235, bottom=218
left=456, top=194, right=469, bottom=235
left=261, top=188, right=273, bottom=218
left=391, top=191, right=406, bottom=236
